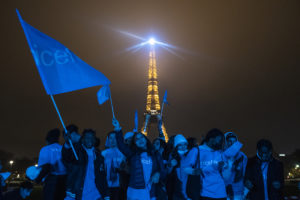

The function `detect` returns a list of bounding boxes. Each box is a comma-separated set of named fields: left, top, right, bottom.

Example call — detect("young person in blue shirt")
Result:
left=102, top=131, right=126, bottom=200
left=113, top=118, right=166, bottom=200
left=198, top=129, right=242, bottom=200
left=222, top=132, right=247, bottom=200
left=166, top=134, right=199, bottom=200
left=35, top=128, right=67, bottom=200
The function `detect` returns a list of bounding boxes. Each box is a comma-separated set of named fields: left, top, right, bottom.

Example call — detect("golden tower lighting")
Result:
left=141, top=38, right=169, bottom=142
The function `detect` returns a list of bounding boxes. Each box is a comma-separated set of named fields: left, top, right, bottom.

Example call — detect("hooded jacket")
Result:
left=174, top=147, right=198, bottom=199
left=199, top=140, right=242, bottom=198
left=222, top=132, right=248, bottom=196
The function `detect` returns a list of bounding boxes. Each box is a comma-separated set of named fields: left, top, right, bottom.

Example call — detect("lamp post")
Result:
left=9, top=160, right=14, bottom=170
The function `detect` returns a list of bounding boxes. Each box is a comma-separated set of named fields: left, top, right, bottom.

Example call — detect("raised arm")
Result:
left=223, top=140, right=243, bottom=158
left=113, top=118, right=133, bottom=158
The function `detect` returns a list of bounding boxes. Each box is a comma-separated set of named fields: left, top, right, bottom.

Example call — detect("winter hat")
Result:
left=124, top=132, right=134, bottom=140
left=174, top=134, right=188, bottom=148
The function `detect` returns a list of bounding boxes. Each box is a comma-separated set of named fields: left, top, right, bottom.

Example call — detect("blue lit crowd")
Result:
left=0, top=117, right=290, bottom=200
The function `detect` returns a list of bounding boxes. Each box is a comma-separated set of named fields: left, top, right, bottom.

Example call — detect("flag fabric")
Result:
left=133, top=109, right=138, bottom=132
left=16, top=9, right=111, bottom=95
left=97, top=85, right=111, bottom=105
left=163, top=90, right=169, bottom=105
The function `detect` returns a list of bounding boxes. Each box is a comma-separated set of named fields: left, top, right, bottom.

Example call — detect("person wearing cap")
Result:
left=112, top=118, right=166, bottom=200
left=124, top=132, right=134, bottom=146
left=3, top=181, right=33, bottom=200
left=102, top=131, right=125, bottom=200
left=244, top=139, right=284, bottom=200
left=166, top=134, right=199, bottom=200
left=35, top=128, right=67, bottom=200
left=221, top=132, right=247, bottom=200
left=199, top=129, right=243, bottom=200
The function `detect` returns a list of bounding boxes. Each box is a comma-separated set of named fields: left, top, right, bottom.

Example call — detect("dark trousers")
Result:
left=200, top=197, right=226, bottom=200
left=109, top=187, right=121, bottom=200
left=43, top=174, right=66, bottom=200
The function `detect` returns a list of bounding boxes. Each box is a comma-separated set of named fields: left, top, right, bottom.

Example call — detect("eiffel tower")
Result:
left=141, top=45, right=169, bottom=142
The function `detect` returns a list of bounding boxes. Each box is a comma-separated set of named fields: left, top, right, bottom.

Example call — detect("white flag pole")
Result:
left=143, top=114, right=150, bottom=133
left=161, top=102, right=165, bottom=117
left=108, top=87, right=116, bottom=119
left=17, top=10, right=79, bottom=160
left=50, top=95, right=78, bottom=160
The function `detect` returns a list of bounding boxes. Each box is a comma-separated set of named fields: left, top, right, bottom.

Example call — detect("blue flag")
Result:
left=16, top=10, right=111, bottom=95
left=163, top=90, right=169, bottom=105
left=133, top=109, right=138, bottom=132
left=97, top=85, right=110, bottom=105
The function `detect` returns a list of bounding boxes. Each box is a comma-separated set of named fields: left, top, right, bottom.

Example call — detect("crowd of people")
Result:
left=0, top=117, right=289, bottom=200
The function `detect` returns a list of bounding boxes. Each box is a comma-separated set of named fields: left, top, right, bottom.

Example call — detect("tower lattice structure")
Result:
left=141, top=46, right=169, bottom=142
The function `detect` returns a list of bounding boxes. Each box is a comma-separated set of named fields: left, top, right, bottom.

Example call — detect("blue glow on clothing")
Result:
left=82, top=147, right=101, bottom=200
left=102, top=147, right=125, bottom=188
left=261, top=162, right=269, bottom=200
left=127, top=152, right=153, bottom=200
left=38, top=143, right=66, bottom=175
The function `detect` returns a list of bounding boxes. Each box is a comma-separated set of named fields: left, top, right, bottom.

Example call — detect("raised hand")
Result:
left=157, top=114, right=162, bottom=121
left=151, top=172, right=160, bottom=184
left=112, top=118, right=121, bottom=131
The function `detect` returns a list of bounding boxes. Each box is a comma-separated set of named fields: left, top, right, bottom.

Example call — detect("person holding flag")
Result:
left=62, top=128, right=110, bottom=200
left=16, top=9, right=111, bottom=160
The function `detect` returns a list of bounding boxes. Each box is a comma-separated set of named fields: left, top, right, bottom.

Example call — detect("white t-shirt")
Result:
left=102, top=147, right=125, bottom=188
left=38, top=143, right=66, bottom=175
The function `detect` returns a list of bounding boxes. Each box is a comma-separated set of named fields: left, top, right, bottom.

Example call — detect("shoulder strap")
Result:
left=195, top=147, right=200, bottom=169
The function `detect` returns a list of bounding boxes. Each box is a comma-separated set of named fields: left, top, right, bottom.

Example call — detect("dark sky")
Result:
left=1, top=0, right=300, bottom=158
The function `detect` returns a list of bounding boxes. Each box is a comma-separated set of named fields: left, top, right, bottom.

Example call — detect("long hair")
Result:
left=187, top=137, right=198, bottom=150
left=203, top=128, right=224, bottom=149
left=163, top=135, right=176, bottom=160
left=130, top=132, right=153, bottom=155
left=153, top=138, right=167, bottom=151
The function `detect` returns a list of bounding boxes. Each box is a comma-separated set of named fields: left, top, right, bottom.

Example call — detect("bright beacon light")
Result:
left=148, top=38, right=156, bottom=45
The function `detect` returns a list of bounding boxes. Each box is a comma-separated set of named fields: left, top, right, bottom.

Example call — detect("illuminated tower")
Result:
left=141, top=43, right=169, bottom=142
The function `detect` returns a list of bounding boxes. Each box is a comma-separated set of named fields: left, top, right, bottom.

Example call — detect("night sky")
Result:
left=1, top=1, right=300, bottom=158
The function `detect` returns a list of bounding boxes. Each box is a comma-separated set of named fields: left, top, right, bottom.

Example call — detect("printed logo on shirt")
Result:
left=200, top=160, right=219, bottom=166
left=49, top=148, right=61, bottom=152
left=141, top=158, right=152, bottom=165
